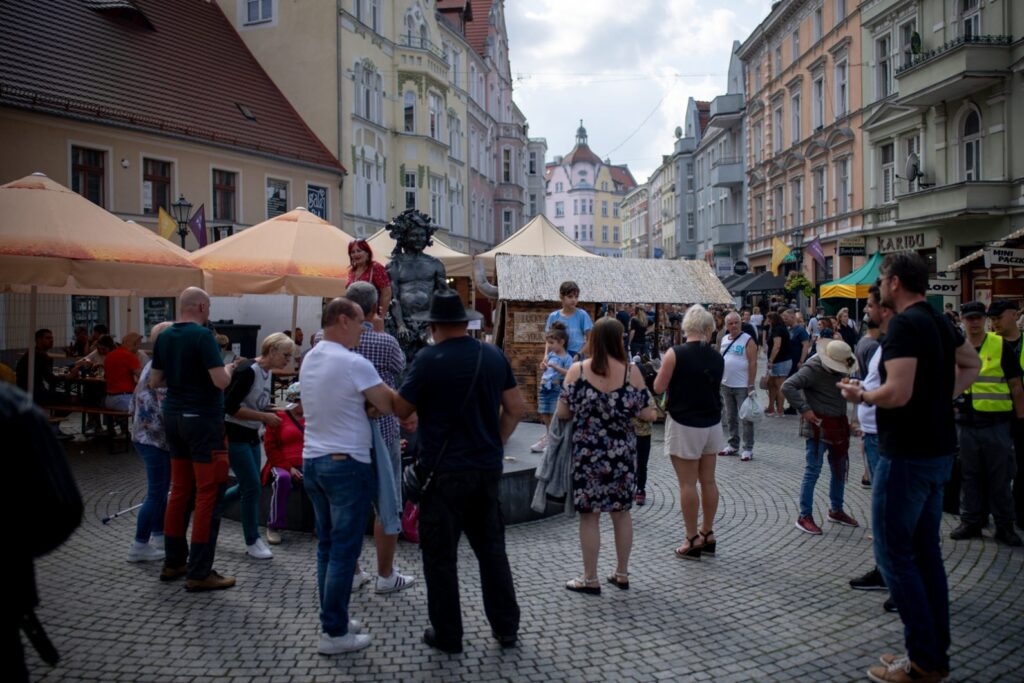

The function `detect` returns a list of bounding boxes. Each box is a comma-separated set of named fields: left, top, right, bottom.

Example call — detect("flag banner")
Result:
left=771, top=237, right=791, bottom=274
left=189, top=204, right=207, bottom=248
left=806, top=236, right=827, bottom=270
left=158, top=207, right=176, bottom=240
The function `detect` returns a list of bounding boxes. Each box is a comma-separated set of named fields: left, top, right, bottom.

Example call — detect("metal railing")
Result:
left=398, top=34, right=449, bottom=64
left=896, top=34, right=1012, bottom=75
left=712, top=156, right=743, bottom=168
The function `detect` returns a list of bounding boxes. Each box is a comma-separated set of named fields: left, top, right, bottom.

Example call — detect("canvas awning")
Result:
left=820, top=252, right=883, bottom=299
left=477, top=215, right=597, bottom=275
left=365, top=228, right=473, bottom=277
left=945, top=225, right=1024, bottom=271
left=733, top=272, right=787, bottom=294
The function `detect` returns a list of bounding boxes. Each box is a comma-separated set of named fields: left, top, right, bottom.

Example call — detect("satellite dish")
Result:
left=910, top=32, right=922, bottom=55
left=904, top=152, right=922, bottom=181
left=674, top=126, right=683, bottom=140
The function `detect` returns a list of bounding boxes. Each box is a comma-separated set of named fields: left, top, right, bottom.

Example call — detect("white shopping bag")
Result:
left=739, top=394, right=764, bottom=423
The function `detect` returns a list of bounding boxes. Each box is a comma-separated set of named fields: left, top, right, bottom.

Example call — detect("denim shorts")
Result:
left=538, top=386, right=561, bottom=414
left=770, top=360, right=793, bottom=377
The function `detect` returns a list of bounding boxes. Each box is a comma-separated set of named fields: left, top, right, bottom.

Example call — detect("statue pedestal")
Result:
left=497, top=421, right=563, bottom=524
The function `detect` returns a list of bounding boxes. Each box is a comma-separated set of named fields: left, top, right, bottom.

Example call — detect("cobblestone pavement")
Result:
left=27, top=410, right=1024, bottom=682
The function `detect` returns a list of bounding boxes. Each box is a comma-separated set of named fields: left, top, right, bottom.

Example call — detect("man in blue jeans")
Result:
left=299, top=297, right=400, bottom=655
left=840, top=252, right=979, bottom=683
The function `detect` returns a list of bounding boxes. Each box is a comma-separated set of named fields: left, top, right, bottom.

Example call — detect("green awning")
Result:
left=820, top=252, right=882, bottom=299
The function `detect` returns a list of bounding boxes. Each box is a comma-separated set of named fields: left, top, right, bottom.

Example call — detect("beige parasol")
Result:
left=365, top=228, right=473, bottom=277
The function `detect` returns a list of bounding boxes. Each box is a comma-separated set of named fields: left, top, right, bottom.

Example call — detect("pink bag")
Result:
left=401, top=501, right=419, bottom=544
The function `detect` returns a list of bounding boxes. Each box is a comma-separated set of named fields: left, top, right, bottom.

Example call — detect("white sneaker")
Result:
left=150, top=534, right=165, bottom=551
left=246, top=538, right=273, bottom=559
left=718, top=446, right=738, bottom=456
left=375, top=571, right=416, bottom=594
left=351, top=570, right=372, bottom=592
left=126, top=542, right=165, bottom=563
left=530, top=436, right=548, bottom=453
left=740, top=450, right=753, bottom=461
left=318, top=631, right=371, bottom=655
left=348, top=619, right=362, bottom=634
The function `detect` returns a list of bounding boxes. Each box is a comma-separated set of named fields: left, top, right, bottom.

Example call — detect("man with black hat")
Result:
left=988, top=299, right=1024, bottom=531
left=394, top=289, right=526, bottom=654
left=950, top=301, right=1023, bottom=546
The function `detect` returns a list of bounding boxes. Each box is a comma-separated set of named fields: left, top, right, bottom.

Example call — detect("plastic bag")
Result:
left=739, top=394, right=764, bottom=423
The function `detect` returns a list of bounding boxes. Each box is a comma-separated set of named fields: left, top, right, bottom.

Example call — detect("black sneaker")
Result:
left=849, top=567, right=887, bottom=591
left=995, top=527, right=1023, bottom=547
left=883, top=597, right=898, bottom=613
left=492, top=630, right=518, bottom=648
left=422, top=627, right=462, bottom=654
left=949, top=522, right=983, bottom=540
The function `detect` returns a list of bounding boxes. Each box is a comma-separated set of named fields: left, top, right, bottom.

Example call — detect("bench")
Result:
left=47, top=405, right=131, bottom=453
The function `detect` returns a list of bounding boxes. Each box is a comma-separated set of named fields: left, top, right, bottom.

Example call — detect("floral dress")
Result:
left=561, top=364, right=650, bottom=512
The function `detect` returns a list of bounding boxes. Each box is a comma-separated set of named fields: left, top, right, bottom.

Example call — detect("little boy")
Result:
left=545, top=280, right=593, bottom=360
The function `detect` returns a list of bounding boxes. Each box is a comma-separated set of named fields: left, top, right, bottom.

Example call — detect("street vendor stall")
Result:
left=819, top=252, right=883, bottom=318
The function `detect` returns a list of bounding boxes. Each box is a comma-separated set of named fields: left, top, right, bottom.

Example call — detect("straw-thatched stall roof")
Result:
left=495, top=254, right=733, bottom=304
left=477, top=215, right=597, bottom=276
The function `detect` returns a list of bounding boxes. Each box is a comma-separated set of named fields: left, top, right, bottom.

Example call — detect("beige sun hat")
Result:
left=819, top=339, right=858, bottom=376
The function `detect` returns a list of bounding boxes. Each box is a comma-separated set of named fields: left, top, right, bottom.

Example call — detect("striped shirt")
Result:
left=354, top=324, right=405, bottom=446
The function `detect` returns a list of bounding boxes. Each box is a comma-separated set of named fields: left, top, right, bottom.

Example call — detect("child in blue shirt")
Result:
left=545, top=280, right=593, bottom=359
left=531, top=322, right=572, bottom=453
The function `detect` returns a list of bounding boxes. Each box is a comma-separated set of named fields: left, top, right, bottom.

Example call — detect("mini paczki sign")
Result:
left=983, top=247, right=1024, bottom=268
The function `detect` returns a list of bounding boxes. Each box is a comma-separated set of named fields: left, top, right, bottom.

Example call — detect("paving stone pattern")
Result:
left=27, top=410, right=1023, bottom=682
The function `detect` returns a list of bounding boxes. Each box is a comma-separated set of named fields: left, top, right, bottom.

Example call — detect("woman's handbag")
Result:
left=401, top=500, right=420, bottom=543
left=401, top=341, right=484, bottom=504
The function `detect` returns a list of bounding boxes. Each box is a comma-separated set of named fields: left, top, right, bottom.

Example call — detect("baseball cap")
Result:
left=986, top=300, right=1019, bottom=317
left=960, top=301, right=986, bottom=318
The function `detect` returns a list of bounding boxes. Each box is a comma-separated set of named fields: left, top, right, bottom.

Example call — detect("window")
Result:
left=773, top=186, right=785, bottom=230
left=601, top=201, right=608, bottom=217
left=602, top=225, right=609, bottom=242
left=529, top=193, right=538, bottom=216
left=450, top=48, right=460, bottom=87
left=529, top=151, right=537, bottom=175
left=812, top=75, right=824, bottom=130
left=601, top=181, right=608, bottom=191
left=71, top=146, right=104, bottom=206
left=354, top=62, right=383, bottom=123
left=502, top=148, right=511, bottom=183
left=754, top=63, right=762, bottom=92
left=573, top=225, right=579, bottom=240
left=876, top=35, right=892, bottom=99
left=961, top=0, right=980, bottom=39
left=813, top=5, right=823, bottom=42
left=962, top=109, right=981, bottom=181
left=813, top=166, right=826, bottom=219
left=404, top=171, right=417, bottom=209
left=403, top=92, right=415, bottom=133
left=834, top=59, right=848, bottom=118
left=754, top=195, right=764, bottom=237
left=773, top=103, right=783, bottom=153
left=448, top=114, right=461, bottom=159
left=470, top=64, right=477, bottom=101
left=429, top=175, right=444, bottom=224
left=613, top=202, right=620, bottom=218
left=881, top=143, right=895, bottom=203
left=686, top=162, right=694, bottom=191
left=573, top=199, right=578, bottom=215
left=835, top=158, right=849, bottom=214
left=428, top=92, right=441, bottom=139
left=791, top=93, right=802, bottom=144
left=370, top=0, right=380, bottom=32
left=72, top=295, right=109, bottom=335
left=792, top=30, right=800, bottom=60
left=899, top=20, right=917, bottom=69
left=266, top=178, right=288, bottom=218
left=246, top=0, right=272, bottom=24
left=835, top=0, right=847, bottom=22
left=687, top=213, right=695, bottom=240
left=904, top=135, right=920, bottom=192
left=448, top=181, right=463, bottom=234
left=753, top=121, right=763, bottom=163
left=142, top=158, right=170, bottom=215
left=555, top=201, right=565, bottom=217
left=613, top=226, right=620, bottom=242
left=555, top=181, right=563, bottom=193
left=212, top=169, right=236, bottom=221
left=502, top=209, right=513, bottom=238
left=774, top=45, right=782, bottom=78
left=791, top=177, right=803, bottom=226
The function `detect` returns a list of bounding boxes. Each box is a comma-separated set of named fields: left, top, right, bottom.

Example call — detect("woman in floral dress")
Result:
left=557, top=317, right=657, bottom=595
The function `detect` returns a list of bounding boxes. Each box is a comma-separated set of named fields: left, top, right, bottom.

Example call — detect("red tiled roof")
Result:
left=0, top=0, right=344, bottom=173
left=464, top=0, right=494, bottom=57
left=696, top=100, right=712, bottom=135
left=609, top=165, right=637, bottom=191
left=563, top=143, right=602, bottom=167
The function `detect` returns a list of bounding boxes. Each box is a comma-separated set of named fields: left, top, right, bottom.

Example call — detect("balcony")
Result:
left=711, top=157, right=743, bottom=188
left=706, top=93, right=744, bottom=131
left=897, top=180, right=1017, bottom=223
left=711, top=222, right=745, bottom=246
left=895, top=34, right=1012, bottom=106
left=396, top=34, right=449, bottom=80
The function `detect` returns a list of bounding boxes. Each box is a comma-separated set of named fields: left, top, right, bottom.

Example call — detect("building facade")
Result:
left=621, top=185, right=650, bottom=258
left=673, top=99, right=710, bottom=259
left=738, top=0, right=865, bottom=282
left=694, top=43, right=747, bottom=277
left=544, top=122, right=636, bottom=257
left=860, top=0, right=1024, bottom=304
left=526, top=136, right=548, bottom=219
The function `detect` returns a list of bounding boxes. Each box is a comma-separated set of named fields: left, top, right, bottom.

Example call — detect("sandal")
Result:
left=565, top=577, right=601, bottom=595
left=606, top=572, right=630, bottom=590
left=674, top=534, right=703, bottom=560
left=699, top=530, right=716, bottom=556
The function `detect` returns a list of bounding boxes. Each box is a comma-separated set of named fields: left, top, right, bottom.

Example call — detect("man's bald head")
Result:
left=724, top=312, right=740, bottom=324
left=179, top=287, right=211, bottom=323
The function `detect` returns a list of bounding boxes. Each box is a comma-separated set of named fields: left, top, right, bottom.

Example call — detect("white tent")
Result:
left=476, top=214, right=598, bottom=276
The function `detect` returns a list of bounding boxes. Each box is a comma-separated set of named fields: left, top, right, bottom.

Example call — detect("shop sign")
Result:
left=715, top=258, right=733, bottom=276
left=875, top=232, right=935, bottom=253
left=983, top=247, right=1024, bottom=268
left=513, top=312, right=548, bottom=343
left=733, top=260, right=749, bottom=276
left=927, top=279, right=961, bottom=296
left=838, top=236, right=866, bottom=256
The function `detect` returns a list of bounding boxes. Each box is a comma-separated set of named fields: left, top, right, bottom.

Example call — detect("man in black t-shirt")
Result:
left=839, top=252, right=980, bottom=683
left=395, top=290, right=525, bottom=654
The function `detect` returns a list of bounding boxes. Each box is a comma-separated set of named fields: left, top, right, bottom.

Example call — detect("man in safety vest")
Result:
left=988, top=299, right=1024, bottom=530
left=950, top=301, right=1024, bottom=546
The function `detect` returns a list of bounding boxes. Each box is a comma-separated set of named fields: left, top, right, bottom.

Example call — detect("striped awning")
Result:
left=945, top=225, right=1024, bottom=271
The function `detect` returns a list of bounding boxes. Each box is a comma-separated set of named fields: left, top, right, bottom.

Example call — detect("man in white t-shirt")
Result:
left=718, top=312, right=758, bottom=460
left=300, top=297, right=399, bottom=656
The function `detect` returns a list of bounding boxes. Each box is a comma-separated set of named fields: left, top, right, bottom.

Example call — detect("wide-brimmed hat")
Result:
left=819, top=339, right=858, bottom=376
left=410, top=290, right=483, bottom=323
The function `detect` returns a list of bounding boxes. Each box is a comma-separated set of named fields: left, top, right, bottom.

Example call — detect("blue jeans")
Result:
left=132, top=442, right=170, bottom=543
left=873, top=454, right=954, bottom=673
left=863, top=433, right=880, bottom=479
left=799, top=438, right=845, bottom=517
left=222, top=441, right=262, bottom=545
left=304, top=455, right=374, bottom=637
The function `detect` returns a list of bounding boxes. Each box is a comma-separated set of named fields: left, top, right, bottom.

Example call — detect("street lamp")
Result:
left=170, top=194, right=193, bottom=249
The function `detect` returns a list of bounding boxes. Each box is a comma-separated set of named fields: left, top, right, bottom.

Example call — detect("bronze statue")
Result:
left=385, top=209, right=448, bottom=360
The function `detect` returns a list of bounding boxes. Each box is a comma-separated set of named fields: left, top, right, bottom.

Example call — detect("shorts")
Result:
left=538, top=386, right=561, bottom=414
left=664, top=415, right=725, bottom=460
left=770, top=360, right=793, bottom=376
left=373, top=438, right=402, bottom=516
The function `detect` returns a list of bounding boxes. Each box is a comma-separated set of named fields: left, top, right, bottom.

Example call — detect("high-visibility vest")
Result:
left=968, top=332, right=1012, bottom=412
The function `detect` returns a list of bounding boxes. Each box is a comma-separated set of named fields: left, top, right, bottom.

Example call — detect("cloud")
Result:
left=507, top=0, right=774, bottom=180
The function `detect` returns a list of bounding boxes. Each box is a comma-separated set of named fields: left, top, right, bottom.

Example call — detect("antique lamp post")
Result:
left=171, top=194, right=193, bottom=249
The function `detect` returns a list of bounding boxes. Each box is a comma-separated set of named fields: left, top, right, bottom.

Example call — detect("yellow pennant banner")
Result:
left=158, top=207, right=177, bottom=240
left=771, top=237, right=791, bottom=274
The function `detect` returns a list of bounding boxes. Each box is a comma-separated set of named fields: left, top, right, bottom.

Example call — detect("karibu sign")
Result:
left=838, top=237, right=866, bottom=256
left=983, top=247, right=1024, bottom=268
left=927, top=279, right=961, bottom=296
left=875, top=232, right=937, bottom=253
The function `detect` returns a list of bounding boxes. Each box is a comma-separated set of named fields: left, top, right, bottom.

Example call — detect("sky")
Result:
left=505, top=0, right=775, bottom=183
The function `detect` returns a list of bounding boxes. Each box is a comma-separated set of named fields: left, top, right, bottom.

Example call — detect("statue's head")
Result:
left=386, top=209, right=437, bottom=254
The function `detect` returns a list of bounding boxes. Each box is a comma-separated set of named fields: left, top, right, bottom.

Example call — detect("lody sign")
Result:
left=983, top=247, right=1024, bottom=268
left=927, top=279, right=961, bottom=296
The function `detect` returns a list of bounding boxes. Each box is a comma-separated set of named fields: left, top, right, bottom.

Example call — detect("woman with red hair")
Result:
left=346, top=240, right=392, bottom=317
